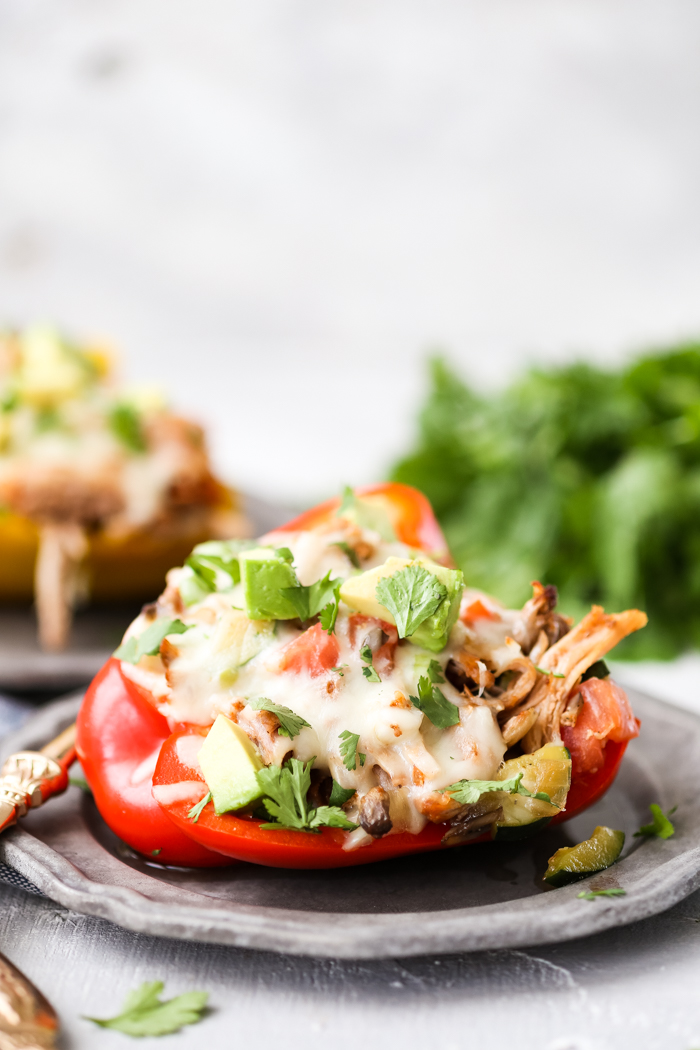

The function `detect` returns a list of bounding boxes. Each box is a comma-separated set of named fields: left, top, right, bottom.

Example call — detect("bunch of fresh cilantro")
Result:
left=391, top=349, right=700, bottom=659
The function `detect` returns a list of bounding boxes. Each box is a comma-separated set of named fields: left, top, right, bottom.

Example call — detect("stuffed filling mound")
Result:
left=117, top=487, right=646, bottom=851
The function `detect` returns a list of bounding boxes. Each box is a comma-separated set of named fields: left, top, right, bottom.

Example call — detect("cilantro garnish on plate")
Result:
left=634, top=803, right=677, bottom=839
left=577, top=888, right=626, bottom=900
left=84, top=980, right=208, bottom=1037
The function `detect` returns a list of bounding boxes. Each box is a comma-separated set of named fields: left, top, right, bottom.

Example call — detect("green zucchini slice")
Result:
left=491, top=742, right=572, bottom=840
left=544, top=825, right=625, bottom=887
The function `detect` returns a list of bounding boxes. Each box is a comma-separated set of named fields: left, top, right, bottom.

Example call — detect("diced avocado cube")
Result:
left=197, top=714, right=264, bottom=815
left=239, top=547, right=300, bottom=620
left=339, top=556, right=464, bottom=652
left=339, top=557, right=407, bottom=623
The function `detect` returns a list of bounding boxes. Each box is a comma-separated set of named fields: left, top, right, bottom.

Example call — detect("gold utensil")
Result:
left=0, top=951, right=59, bottom=1049
left=0, top=726, right=76, bottom=1046
left=0, top=724, right=76, bottom=835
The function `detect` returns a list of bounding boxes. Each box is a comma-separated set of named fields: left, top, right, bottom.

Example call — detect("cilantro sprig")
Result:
left=84, top=981, right=208, bottom=1037
left=409, top=675, right=460, bottom=728
left=446, top=771, right=552, bottom=806
left=339, top=730, right=366, bottom=771
left=375, top=564, right=447, bottom=639
left=256, top=758, right=357, bottom=832
left=634, top=803, right=677, bottom=839
left=114, top=618, right=191, bottom=664
left=360, top=644, right=381, bottom=683
left=248, top=698, right=311, bottom=739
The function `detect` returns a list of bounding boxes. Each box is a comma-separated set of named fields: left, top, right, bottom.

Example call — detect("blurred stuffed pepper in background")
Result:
left=0, top=325, right=250, bottom=651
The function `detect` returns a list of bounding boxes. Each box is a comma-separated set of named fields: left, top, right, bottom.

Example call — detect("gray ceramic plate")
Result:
left=0, top=494, right=296, bottom=691
left=0, top=689, right=697, bottom=958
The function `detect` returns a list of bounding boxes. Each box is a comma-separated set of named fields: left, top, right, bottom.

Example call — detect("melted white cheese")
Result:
left=119, top=520, right=512, bottom=835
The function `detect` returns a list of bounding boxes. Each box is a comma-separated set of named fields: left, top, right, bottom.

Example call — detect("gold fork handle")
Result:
left=0, top=722, right=77, bottom=833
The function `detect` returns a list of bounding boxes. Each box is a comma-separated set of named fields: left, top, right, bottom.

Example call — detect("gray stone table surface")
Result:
left=3, top=875, right=700, bottom=1050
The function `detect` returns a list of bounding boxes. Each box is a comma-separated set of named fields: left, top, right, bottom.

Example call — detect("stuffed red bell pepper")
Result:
left=76, top=482, right=645, bottom=868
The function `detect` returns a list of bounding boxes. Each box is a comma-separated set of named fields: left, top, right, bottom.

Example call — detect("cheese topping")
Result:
left=116, top=508, right=539, bottom=841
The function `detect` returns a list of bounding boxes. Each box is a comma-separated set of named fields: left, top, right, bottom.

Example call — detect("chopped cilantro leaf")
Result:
left=535, top=666, right=565, bottom=678
left=329, top=780, right=356, bottom=806
left=634, top=803, right=676, bottom=839
left=319, top=578, right=342, bottom=634
left=188, top=791, right=211, bottom=823
left=360, top=644, right=381, bottom=682
left=446, top=771, right=552, bottom=806
left=184, top=539, right=258, bottom=600
left=409, top=675, right=460, bottom=728
left=332, top=541, right=361, bottom=568
left=114, top=618, right=191, bottom=664
left=375, top=564, right=447, bottom=638
left=282, top=571, right=343, bottom=624
left=248, top=698, right=311, bottom=739
left=331, top=664, right=348, bottom=677
left=427, top=659, right=445, bottom=684
left=256, top=758, right=357, bottom=832
left=84, top=981, right=208, bottom=1037
left=310, top=806, right=358, bottom=829
left=151, top=849, right=162, bottom=856
left=339, top=730, right=365, bottom=771
left=275, top=547, right=294, bottom=562
left=109, top=403, right=146, bottom=453
left=577, top=888, right=626, bottom=900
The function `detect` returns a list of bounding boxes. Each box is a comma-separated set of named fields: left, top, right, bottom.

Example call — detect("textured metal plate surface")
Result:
left=0, top=688, right=697, bottom=958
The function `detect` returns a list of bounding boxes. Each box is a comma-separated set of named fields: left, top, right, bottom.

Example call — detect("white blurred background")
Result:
left=1, top=0, right=700, bottom=507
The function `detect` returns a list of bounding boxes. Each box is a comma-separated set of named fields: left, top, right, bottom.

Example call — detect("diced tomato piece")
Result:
left=561, top=678, right=639, bottom=776
left=461, top=599, right=499, bottom=624
left=276, top=623, right=340, bottom=677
